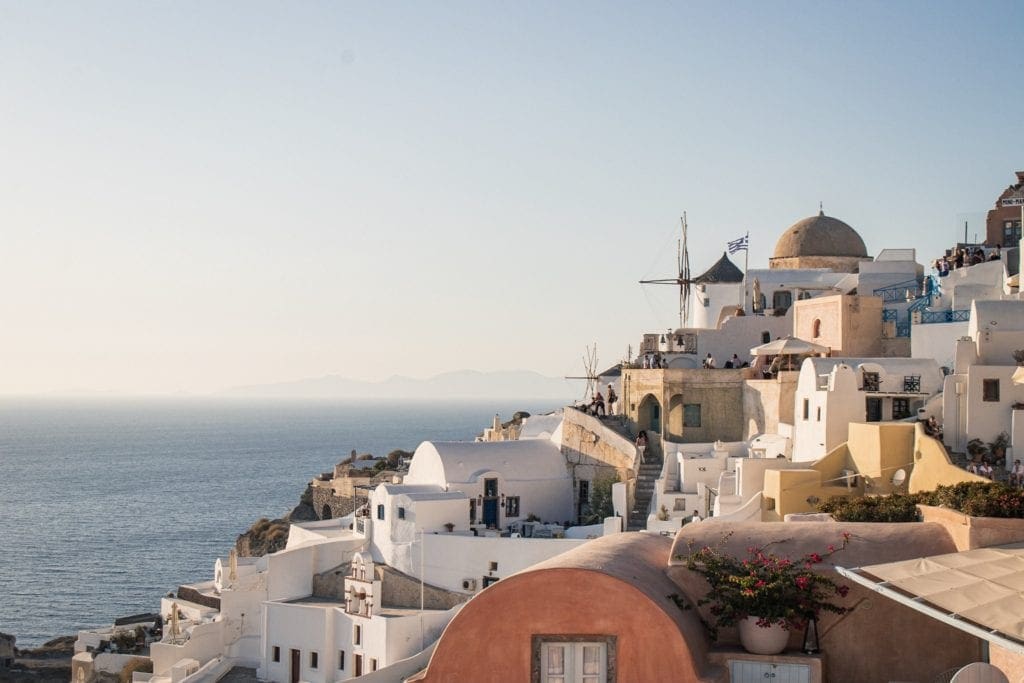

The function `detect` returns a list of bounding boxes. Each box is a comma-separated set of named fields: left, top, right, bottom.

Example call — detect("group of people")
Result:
left=966, top=459, right=995, bottom=479
left=933, top=245, right=1000, bottom=276
left=587, top=383, right=618, bottom=417
left=641, top=352, right=667, bottom=369
left=965, top=456, right=1024, bottom=486
left=703, top=353, right=747, bottom=369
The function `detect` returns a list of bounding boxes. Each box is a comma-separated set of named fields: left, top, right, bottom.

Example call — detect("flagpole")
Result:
left=738, top=231, right=749, bottom=309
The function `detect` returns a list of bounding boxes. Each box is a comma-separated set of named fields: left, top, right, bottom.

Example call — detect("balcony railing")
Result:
left=918, top=309, right=970, bottom=324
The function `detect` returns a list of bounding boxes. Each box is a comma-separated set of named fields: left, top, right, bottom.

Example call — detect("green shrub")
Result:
left=916, top=481, right=1024, bottom=518
left=818, top=482, right=1024, bottom=521
left=817, top=494, right=920, bottom=522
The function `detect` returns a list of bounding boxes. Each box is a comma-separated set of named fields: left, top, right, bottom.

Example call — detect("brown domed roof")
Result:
left=772, top=211, right=868, bottom=259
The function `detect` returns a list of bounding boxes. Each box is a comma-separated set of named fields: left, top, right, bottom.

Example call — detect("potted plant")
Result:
left=443, top=522, right=455, bottom=533
left=967, top=438, right=988, bottom=464
left=988, top=432, right=1010, bottom=467
left=682, top=533, right=851, bottom=654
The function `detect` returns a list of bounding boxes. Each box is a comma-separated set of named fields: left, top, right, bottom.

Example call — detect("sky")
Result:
left=2, top=1, right=1023, bottom=394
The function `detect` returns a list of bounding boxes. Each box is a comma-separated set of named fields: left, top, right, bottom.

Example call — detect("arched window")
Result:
left=812, top=319, right=821, bottom=338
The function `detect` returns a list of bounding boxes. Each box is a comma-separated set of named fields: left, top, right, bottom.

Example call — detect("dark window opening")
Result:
left=683, top=404, right=701, bottom=427
left=505, top=496, right=520, bottom=517
left=984, top=378, right=1001, bottom=402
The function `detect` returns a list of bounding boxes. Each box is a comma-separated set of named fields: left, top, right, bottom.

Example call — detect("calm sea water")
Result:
left=0, top=397, right=563, bottom=647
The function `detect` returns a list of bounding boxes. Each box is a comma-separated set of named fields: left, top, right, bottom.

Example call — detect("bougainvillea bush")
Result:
left=681, top=533, right=850, bottom=638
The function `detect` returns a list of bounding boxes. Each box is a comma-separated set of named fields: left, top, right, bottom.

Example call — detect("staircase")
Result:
left=628, top=451, right=664, bottom=531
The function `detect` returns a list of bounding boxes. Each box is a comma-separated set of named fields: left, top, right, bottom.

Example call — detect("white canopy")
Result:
left=839, top=543, right=1024, bottom=648
left=750, top=335, right=829, bottom=357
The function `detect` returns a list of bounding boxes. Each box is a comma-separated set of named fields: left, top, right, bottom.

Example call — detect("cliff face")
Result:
left=235, top=518, right=290, bottom=557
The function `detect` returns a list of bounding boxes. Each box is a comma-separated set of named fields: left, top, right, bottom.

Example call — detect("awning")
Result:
left=837, top=543, right=1024, bottom=654
left=750, top=335, right=830, bottom=357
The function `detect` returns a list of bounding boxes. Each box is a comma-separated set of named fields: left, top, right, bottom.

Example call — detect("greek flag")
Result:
left=727, top=235, right=749, bottom=254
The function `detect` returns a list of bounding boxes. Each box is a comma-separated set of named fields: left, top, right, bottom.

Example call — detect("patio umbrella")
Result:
left=750, top=335, right=829, bottom=357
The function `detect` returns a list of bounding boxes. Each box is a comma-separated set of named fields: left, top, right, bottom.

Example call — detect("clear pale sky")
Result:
left=3, top=1, right=1022, bottom=394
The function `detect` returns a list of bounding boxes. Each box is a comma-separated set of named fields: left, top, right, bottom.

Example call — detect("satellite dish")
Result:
left=949, top=662, right=1010, bottom=683
left=891, top=469, right=907, bottom=488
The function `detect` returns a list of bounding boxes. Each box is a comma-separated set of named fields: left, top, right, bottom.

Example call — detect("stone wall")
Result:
left=379, top=565, right=468, bottom=610
left=560, top=408, right=638, bottom=521
left=176, top=586, right=221, bottom=611
left=311, top=562, right=466, bottom=610
left=742, top=374, right=798, bottom=439
left=311, top=486, right=358, bottom=521
left=312, top=471, right=400, bottom=520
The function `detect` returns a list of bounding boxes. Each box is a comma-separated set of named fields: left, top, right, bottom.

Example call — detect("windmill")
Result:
left=564, top=343, right=600, bottom=402
left=639, top=213, right=694, bottom=329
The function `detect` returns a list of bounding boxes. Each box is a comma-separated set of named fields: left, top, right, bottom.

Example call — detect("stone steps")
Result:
left=628, top=456, right=663, bottom=531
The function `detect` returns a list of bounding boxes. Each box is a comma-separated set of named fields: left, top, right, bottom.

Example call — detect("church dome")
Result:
left=772, top=211, right=868, bottom=259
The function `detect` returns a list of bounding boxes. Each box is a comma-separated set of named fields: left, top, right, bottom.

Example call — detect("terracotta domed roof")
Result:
left=772, top=211, right=868, bottom=259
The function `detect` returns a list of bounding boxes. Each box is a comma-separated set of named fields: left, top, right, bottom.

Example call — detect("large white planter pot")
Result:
left=738, top=616, right=790, bottom=655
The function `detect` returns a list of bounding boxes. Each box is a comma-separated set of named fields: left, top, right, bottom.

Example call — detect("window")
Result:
left=370, top=658, right=378, bottom=672
left=984, top=379, right=1001, bottom=402
left=376, top=504, right=384, bottom=520
left=533, top=637, right=614, bottom=683
left=505, top=496, right=520, bottom=517
left=578, top=480, right=589, bottom=505
left=683, top=404, right=701, bottom=428
left=489, top=561, right=499, bottom=571
left=469, top=499, right=477, bottom=524
left=816, top=407, right=821, bottom=422
left=863, top=372, right=880, bottom=392
left=761, top=331, right=771, bottom=344
left=272, top=646, right=280, bottom=663
left=1004, top=221, right=1022, bottom=244
left=812, top=318, right=821, bottom=338
left=773, top=290, right=792, bottom=310
left=338, top=650, right=345, bottom=671
left=310, top=652, right=319, bottom=670
left=353, top=625, right=362, bottom=646
left=397, top=506, right=405, bottom=520
left=484, top=478, right=498, bottom=496
left=903, top=375, right=921, bottom=393
left=892, top=398, right=911, bottom=420
left=802, top=399, right=809, bottom=421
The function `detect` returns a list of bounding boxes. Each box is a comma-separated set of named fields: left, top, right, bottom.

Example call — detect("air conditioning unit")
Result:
left=462, top=578, right=477, bottom=591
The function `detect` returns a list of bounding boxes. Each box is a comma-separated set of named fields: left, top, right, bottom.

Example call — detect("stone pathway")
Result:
left=218, top=666, right=260, bottom=682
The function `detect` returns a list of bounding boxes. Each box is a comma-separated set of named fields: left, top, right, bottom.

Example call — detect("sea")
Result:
left=0, top=397, right=565, bottom=647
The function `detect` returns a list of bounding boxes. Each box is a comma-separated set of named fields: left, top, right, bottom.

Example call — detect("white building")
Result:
left=792, top=357, right=944, bottom=462
left=942, top=299, right=1024, bottom=456
left=402, top=439, right=575, bottom=529
left=912, top=259, right=1011, bottom=369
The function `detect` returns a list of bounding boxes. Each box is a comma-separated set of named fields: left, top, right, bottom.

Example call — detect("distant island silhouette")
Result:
left=221, top=369, right=577, bottom=400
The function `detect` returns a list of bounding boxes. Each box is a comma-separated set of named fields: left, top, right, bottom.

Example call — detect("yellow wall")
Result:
left=762, top=421, right=986, bottom=520
left=908, top=423, right=988, bottom=493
